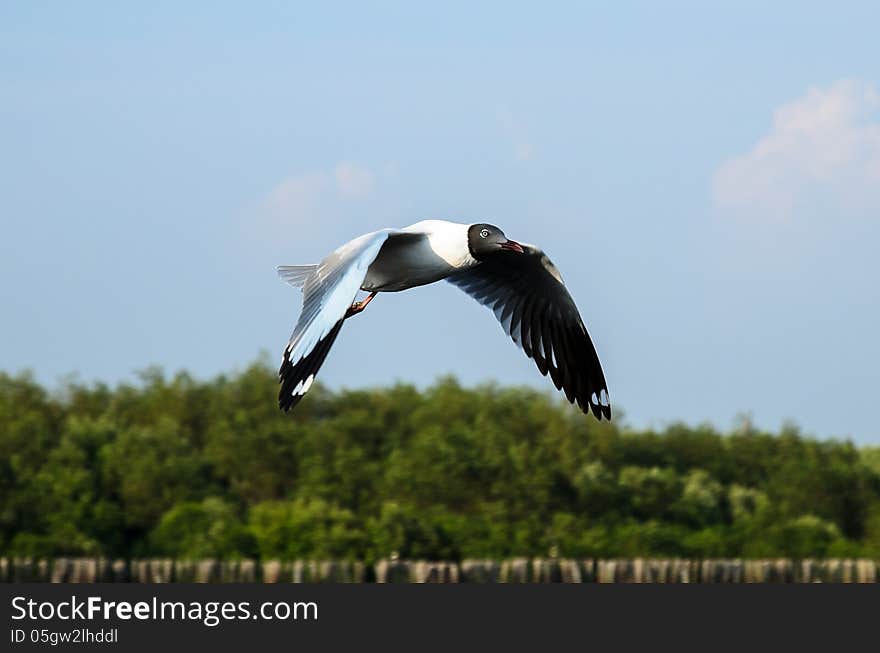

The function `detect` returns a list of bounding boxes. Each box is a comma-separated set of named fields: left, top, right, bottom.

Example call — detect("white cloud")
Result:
left=333, top=161, right=375, bottom=198
left=713, top=80, right=880, bottom=221
left=264, top=170, right=330, bottom=221
left=513, top=141, right=534, bottom=163
left=248, top=160, right=406, bottom=260
left=263, top=161, right=377, bottom=226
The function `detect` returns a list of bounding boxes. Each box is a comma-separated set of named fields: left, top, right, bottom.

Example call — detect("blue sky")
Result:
left=2, top=2, right=879, bottom=442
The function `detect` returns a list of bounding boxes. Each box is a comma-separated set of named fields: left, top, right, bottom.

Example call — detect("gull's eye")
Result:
left=480, top=228, right=490, bottom=238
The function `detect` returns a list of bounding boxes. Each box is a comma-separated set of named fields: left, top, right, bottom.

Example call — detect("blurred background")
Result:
left=1, top=2, right=879, bottom=564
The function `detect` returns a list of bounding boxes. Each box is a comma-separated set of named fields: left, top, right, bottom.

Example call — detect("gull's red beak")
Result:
left=500, top=239, right=524, bottom=253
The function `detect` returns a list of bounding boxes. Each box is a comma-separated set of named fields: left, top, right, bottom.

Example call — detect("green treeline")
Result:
left=2, top=364, right=879, bottom=561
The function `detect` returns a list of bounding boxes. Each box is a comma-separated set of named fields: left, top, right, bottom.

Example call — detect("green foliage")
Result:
left=249, top=499, right=365, bottom=559
left=150, top=498, right=256, bottom=559
left=1, top=365, right=879, bottom=559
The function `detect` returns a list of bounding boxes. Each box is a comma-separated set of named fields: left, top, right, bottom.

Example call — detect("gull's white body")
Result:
left=362, top=220, right=477, bottom=292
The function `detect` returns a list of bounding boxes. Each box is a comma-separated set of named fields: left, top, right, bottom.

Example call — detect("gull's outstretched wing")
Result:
left=277, top=230, right=392, bottom=411
left=447, top=245, right=611, bottom=419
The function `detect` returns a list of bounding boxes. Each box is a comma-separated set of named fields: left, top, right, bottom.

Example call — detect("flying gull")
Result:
left=277, top=220, right=611, bottom=419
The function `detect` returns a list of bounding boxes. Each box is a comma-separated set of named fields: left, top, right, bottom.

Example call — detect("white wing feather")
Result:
left=283, top=230, right=392, bottom=367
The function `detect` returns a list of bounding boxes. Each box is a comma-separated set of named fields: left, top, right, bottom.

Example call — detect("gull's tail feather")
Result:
left=277, top=264, right=318, bottom=289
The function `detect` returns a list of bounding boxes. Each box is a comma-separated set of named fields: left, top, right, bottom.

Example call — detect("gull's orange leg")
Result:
left=345, top=291, right=377, bottom=319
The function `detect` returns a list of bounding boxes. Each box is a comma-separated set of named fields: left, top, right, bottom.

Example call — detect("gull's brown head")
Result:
left=467, top=223, right=524, bottom=260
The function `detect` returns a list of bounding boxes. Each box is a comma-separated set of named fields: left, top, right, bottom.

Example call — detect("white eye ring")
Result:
left=480, top=228, right=490, bottom=238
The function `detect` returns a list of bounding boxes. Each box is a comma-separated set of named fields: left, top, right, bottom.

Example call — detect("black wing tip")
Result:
left=278, top=351, right=302, bottom=413
left=595, top=403, right=612, bottom=421
left=590, top=388, right=612, bottom=421
left=278, top=371, right=301, bottom=412
left=278, top=320, right=345, bottom=414
left=523, top=341, right=612, bottom=421
left=572, top=388, right=611, bottom=421
left=279, top=395, right=299, bottom=413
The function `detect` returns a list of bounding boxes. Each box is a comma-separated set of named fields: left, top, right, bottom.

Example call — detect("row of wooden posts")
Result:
left=2, top=557, right=878, bottom=583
